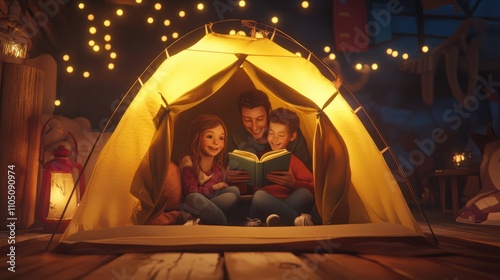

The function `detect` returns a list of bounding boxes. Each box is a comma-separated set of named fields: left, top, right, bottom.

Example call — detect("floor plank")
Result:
left=225, top=252, right=327, bottom=280
left=302, top=253, right=408, bottom=280
left=84, top=252, right=224, bottom=280
left=0, top=253, right=116, bottom=280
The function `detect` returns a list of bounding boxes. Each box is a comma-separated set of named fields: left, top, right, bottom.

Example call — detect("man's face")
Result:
left=240, top=106, right=268, bottom=142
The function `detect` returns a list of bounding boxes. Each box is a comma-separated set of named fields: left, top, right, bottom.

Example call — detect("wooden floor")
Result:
left=2, top=206, right=500, bottom=280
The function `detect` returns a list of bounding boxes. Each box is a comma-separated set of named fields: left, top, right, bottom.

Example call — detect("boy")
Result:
left=246, top=107, right=314, bottom=226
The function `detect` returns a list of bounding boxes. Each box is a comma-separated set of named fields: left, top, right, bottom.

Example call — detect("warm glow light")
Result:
left=154, top=3, right=162, bottom=10
left=295, top=52, right=302, bottom=57
left=66, top=66, right=74, bottom=73
left=392, top=50, right=399, bottom=57
left=329, top=53, right=336, bottom=60
left=136, top=0, right=142, bottom=3
left=271, top=16, right=279, bottom=24
left=93, top=45, right=100, bottom=52
left=108, top=63, right=115, bottom=70
left=179, top=11, right=186, bottom=17
left=104, top=20, right=111, bottom=27
left=147, top=17, right=154, bottom=24
left=54, top=100, right=61, bottom=106
left=386, top=48, right=393, bottom=55
left=239, top=1, right=246, bottom=7
left=302, top=1, right=309, bottom=8
left=172, top=32, right=179, bottom=39
left=78, top=3, right=84, bottom=9
left=164, top=19, right=171, bottom=26
left=197, top=3, right=204, bottom=10
left=229, top=30, right=236, bottom=35
left=105, top=44, right=111, bottom=50
left=371, top=63, right=378, bottom=70
left=402, top=53, right=409, bottom=60
left=161, top=35, right=167, bottom=42
left=89, top=26, right=97, bottom=34
left=116, top=9, right=124, bottom=16
left=355, top=63, right=363, bottom=70
left=110, top=52, right=117, bottom=59
left=255, top=32, right=264, bottom=38
left=104, top=34, right=111, bottom=41
left=237, top=30, right=246, bottom=36
left=87, top=14, right=94, bottom=21
left=83, top=71, right=90, bottom=78
left=62, top=54, right=70, bottom=61
left=88, top=40, right=95, bottom=46
left=422, top=45, right=429, bottom=53
left=323, top=46, right=330, bottom=53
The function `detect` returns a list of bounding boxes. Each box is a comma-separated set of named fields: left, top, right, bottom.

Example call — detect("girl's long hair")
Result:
left=188, top=114, right=228, bottom=179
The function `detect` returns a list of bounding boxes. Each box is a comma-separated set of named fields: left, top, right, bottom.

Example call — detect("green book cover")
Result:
left=228, top=149, right=291, bottom=188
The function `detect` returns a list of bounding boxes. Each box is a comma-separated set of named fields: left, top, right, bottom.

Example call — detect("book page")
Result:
left=231, top=150, right=259, bottom=162
left=260, top=149, right=289, bottom=162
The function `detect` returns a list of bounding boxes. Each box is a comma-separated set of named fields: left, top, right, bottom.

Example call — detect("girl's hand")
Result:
left=266, top=169, right=296, bottom=188
left=212, top=182, right=229, bottom=190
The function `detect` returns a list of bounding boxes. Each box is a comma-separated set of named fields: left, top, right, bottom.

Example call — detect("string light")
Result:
left=147, top=17, right=154, bottom=24
left=271, top=16, right=279, bottom=24
left=355, top=63, right=363, bottom=70
left=402, top=53, right=409, bottom=60
left=104, top=34, right=111, bottom=41
left=295, top=52, right=302, bottom=57
left=172, top=32, right=179, bottom=39
left=62, top=54, right=70, bottom=61
left=88, top=40, right=95, bottom=46
left=161, top=35, right=167, bottom=42
left=239, top=1, right=246, bottom=7
left=164, top=19, right=171, bottom=26
left=179, top=11, right=186, bottom=17
left=323, top=46, right=330, bottom=53
left=229, top=30, right=236, bottom=35
left=78, top=3, right=84, bottom=9
left=66, top=66, right=74, bottom=73
left=83, top=71, right=90, bottom=78
left=110, top=52, right=117, bottom=59
left=328, top=53, right=336, bottom=60
left=154, top=3, right=162, bottom=10
left=93, top=45, right=100, bottom=52
left=135, top=0, right=142, bottom=3
left=116, top=9, right=124, bottom=16
left=421, top=45, right=429, bottom=53
left=301, top=1, right=309, bottom=8
left=87, top=14, right=94, bottom=21
left=386, top=48, right=393, bottom=55
left=105, top=44, right=111, bottom=50
left=371, top=63, right=378, bottom=70
left=89, top=26, right=97, bottom=34
left=54, top=100, right=61, bottom=106
left=197, top=3, right=204, bottom=10
left=108, top=63, right=115, bottom=70
left=103, top=20, right=111, bottom=27
left=391, top=50, right=399, bottom=57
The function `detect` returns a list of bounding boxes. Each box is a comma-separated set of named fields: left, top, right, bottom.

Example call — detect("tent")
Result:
left=57, top=21, right=430, bottom=253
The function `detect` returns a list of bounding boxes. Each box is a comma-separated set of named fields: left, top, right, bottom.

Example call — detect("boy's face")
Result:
left=240, top=106, right=269, bottom=141
left=267, top=122, right=297, bottom=150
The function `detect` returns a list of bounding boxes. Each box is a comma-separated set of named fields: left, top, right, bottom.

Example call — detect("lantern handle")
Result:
left=39, top=115, right=79, bottom=164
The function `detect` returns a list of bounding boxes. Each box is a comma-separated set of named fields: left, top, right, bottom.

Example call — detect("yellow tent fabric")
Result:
left=60, top=31, right=422, bottom=248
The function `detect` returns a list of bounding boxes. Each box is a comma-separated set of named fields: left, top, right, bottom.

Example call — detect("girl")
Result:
left=179, top=114, right=240, bottom=225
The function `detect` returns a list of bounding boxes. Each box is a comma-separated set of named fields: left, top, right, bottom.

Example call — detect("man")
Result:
left=227, top=89, right=311, bottom=188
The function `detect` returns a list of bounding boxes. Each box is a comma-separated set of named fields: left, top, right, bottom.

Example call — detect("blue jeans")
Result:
left=180, top=186, right=240, bottom=225
left=249, top=188, right=314, bottom=225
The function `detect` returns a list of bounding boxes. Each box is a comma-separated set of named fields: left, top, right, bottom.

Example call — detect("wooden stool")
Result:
left=430, top=168, right=479, bottom=219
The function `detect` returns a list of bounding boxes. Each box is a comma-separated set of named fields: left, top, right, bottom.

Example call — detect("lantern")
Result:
left=0, top=0, right=31, bottom=63
left=38, top=145, right=85, bottom=233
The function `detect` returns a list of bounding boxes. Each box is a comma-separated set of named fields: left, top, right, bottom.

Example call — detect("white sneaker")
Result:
left=294, top=213, right=313, bottom=226
left=245, top=218, right=262, bottom=226
left=266, top=214, right=284, bottom=226
left=183, top=218, right=200, bottom=225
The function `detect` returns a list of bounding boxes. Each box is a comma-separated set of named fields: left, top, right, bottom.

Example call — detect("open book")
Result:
left=228, top=149, right=291, bottom=188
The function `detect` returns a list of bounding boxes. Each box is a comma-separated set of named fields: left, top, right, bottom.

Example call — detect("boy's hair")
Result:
left=188, top=114, right=227, bottom=178
left=269, top=108, right=300, bottom=134
left=236, top=89, right=272, bottom=114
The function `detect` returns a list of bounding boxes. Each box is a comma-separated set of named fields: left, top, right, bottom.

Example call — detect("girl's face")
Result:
left=267, top=122, right=296, bottom=151
left=200, top=124, right=225, bottom=157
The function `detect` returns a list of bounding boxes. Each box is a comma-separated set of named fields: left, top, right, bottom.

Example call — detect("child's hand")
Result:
left=266, top=170, right=295, bottom=188
left=212, top=182, right=229, bottom=190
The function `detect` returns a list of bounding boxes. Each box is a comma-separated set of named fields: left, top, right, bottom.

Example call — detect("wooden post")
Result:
left=0, top=62, right=44, bottom=229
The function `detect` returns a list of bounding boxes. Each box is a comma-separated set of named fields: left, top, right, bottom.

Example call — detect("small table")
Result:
left=430, top=168, right=480, bottom=219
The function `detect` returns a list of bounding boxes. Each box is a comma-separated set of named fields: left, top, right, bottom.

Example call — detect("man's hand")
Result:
left=266, top=170, right=296, bottom=188
left=226, top=167, right=251, bottom=184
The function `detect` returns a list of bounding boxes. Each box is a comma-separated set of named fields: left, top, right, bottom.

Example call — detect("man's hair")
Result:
left=268, top=108, right=300, bottom=134
left=237, top=89, right=271, bottom=114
